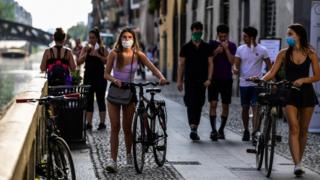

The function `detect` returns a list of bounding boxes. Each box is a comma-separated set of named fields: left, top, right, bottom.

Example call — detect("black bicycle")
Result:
left=131, top=81, right=169, bottom=173
left=246, top=79, right=300, bottom=177
left=16, top=93, right=78, bottom=180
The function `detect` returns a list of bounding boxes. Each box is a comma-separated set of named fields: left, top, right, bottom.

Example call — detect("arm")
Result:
left=263, top=57, right=272, bottom=71
left=177, top=56, right=185, bottom=91
left=92, top=48, right=108, bottom=64
left=40, top=49, right=49, bottom=72
left=77, top=47, right=87, bottom=65
left=204, top=56, right=213, bottom=87
left=233, top=56, right=241, bottom=74
left=104, top=50, right=121, bottom=87
left=297, top=50, right=320, bottom=84
left=137, top=51, right=166, bottom=81
left=262, top=50, right=286, bottom=81
left=67, top=50, right=77, bottom=70
left=221, top=41, right=234, bottom=64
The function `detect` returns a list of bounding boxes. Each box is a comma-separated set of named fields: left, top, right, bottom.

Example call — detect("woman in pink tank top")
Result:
left=104, top=28, right=167, bottom=172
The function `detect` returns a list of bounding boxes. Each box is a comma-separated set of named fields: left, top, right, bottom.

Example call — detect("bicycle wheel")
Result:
left=132, top=112, right=146, bottom=173
left=255, top=107, right=267, bottom=170
left=264, top=112, right=276, bottom=177
left=49, top=136, right=76, bottom=180
left=153, top=105, right=167, bottom=166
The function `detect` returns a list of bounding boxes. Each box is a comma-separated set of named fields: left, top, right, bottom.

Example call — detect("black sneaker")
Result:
left=217, top=130, right=225, bottom=140
left=242, top=130, right=250, bottom=141
left=86, top=123, right=92, bottom=130
left=97, top=123, right=106, bottom=130
left=190, top=132, right=200, bottom=141
left=210, top=131, right=218, bottom=141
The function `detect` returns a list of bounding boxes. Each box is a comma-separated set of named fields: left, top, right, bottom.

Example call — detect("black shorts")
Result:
left=285, top=84, right=319, bottom=108
left=208, top=79, right=233, bottom=104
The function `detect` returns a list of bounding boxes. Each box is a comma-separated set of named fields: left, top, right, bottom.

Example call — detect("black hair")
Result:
left=53, top=28, right=66, bottom=42
left=243, top=26, right=258, bottom=38
left=89, top=27, right=103, bottom=47
left=217, top=24, right=229, bottom=34
left=191, top=21, right=203, bottom=31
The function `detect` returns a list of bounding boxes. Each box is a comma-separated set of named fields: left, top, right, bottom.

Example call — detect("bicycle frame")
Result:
left=136, top=86, right=158, bottom=145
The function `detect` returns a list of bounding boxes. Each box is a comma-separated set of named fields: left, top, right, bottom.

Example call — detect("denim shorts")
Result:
left=240, top=86, right=258, bottom=107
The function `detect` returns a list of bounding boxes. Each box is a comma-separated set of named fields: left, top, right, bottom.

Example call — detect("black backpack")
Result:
left=47, top=46, right=70, bottom=86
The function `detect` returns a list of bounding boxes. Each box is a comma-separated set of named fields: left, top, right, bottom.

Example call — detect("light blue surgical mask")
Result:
left=286, top=36, right=296, bottom=47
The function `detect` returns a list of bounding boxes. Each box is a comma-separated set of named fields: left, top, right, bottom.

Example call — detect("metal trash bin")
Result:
left=48, top=85, right=90, bottom=143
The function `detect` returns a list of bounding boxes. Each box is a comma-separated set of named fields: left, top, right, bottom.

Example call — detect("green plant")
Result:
left=70, top=70, right=82, bottom=85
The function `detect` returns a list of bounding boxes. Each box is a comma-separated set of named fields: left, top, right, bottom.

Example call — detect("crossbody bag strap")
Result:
left=129, top=52, right=135, bottom=84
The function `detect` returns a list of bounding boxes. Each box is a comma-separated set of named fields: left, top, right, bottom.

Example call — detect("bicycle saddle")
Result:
left=146, top=88, right=161, bottom=93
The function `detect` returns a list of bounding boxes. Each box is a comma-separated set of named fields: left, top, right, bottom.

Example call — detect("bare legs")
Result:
left=285, top=105, right=314, bottom=165
left=108, top=102, right=135, bottom=161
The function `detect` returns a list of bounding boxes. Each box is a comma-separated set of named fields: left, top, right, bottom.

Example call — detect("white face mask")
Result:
left=122, top=40, right=134, bottom=48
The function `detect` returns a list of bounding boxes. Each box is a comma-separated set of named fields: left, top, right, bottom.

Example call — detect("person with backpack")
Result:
left=40, top=28, right=76, bottom=86
left=77, top=27, right=109, bottom=131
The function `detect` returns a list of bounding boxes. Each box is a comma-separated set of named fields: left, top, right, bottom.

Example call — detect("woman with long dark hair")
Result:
left=104, top=28, right=167, bottom=172
left=262, top=23, right=320, bottom=176
left=77, top=27, right=109, bottom=130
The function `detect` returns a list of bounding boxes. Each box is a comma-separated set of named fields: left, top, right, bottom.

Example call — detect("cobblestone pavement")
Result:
left=86, top=111, right=184, bottom=180
left=160, top=82, right=320, bottom=175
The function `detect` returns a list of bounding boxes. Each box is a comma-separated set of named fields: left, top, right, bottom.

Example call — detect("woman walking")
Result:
left=262, top=24, right=320, bottom=177
left=104, top=28, right=167, bottom=172
left=77, top=27, right=109, bottom=130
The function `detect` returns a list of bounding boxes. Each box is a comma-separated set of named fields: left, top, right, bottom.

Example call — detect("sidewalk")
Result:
left=164, top=96, right=320, bottom=180
left=72, top=93, right=320, bottom=179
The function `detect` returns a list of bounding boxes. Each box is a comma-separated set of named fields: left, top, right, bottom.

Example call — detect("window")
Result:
left=220, top=0, right=229, bottom=25
left=205, top=0, right=214, bottom=40
left=192, top=0, right=198, bottom=21
left=261, top=0, right=276, bottom=37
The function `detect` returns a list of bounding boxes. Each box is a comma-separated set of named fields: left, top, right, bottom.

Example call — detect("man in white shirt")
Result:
left=233, top=26, right=272, bottom=141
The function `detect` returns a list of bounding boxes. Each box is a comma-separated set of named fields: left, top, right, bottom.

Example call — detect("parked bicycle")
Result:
left=130, top=81, right=169, bottom=173
left=246, top=79, right=300, bottom=177
left=16, top=93, right=79, bottom=180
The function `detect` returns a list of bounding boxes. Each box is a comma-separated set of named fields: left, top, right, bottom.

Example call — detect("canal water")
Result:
left=0, top=52, right=43, bottom=109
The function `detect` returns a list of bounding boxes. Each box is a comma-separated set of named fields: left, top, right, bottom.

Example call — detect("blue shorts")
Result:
left=240, top=86, right=258, bottom=107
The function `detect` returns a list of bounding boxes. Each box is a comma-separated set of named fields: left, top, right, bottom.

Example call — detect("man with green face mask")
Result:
left=177, top=21, right=214, bottom=141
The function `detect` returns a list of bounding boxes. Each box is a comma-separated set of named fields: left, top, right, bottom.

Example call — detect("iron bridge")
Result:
left=0, top=18, right=52, bottom=45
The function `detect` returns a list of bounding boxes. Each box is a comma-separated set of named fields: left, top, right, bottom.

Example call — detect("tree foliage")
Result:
left=67, top=22, right=88, bottom=41
left=0, top=0, right=15, bottom=21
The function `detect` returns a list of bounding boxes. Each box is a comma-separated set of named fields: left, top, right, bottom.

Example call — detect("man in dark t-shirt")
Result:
left=208, top=24, right=237, bottom=141
left=177, top=21, right=213, bottom=141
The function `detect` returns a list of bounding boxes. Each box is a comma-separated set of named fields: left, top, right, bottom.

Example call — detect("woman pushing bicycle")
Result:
left=104, top=27, right=168, bottom=173
left=260, top=24, right=320, bottom=177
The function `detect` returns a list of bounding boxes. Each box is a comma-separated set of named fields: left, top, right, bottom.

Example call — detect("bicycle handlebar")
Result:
left=245, top=78, right=300, bottom=91
left=16, top=93, right=80, bottom=103
left=123, top=81, right=170, bottom=87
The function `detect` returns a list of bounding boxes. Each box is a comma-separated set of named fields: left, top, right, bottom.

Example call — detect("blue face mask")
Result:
left=286, top=36, right=296, bottom=47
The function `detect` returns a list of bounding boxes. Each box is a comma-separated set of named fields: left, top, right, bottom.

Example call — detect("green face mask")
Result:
left=191, top=32, right=203, bottom=42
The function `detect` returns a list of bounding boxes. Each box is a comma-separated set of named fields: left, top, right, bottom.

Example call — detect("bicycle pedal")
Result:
left=246, top=149, right=257, bottom=154
left=156, top=145, right=166, bottom=151
left=276, top=135, right=282, bottom=142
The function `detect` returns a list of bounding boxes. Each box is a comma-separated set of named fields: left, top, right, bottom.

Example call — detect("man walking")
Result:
left=208, top=24, right=237, bottom=141
left=233, top=26, right=272, bottom=141
left=177, top=21, right=213, bottom=141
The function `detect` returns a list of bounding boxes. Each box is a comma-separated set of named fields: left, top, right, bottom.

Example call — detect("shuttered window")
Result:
left=262, top=0, right=276, bottom=37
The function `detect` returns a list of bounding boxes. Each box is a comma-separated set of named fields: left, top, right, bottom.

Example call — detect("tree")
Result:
left=0, top=0, right=15, bottom=21
left=67, top=22, right=88, bottom=41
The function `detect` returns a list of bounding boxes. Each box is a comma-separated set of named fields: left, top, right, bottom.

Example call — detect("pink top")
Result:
left=113, top=57, right=138, bottom=82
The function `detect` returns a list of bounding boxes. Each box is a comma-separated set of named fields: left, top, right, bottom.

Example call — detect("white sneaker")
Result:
left=294, top=163, right=305, bottom=177
left=127, top=154, right=133, bottom=165
left=106, top=160, right=117, bottom=173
